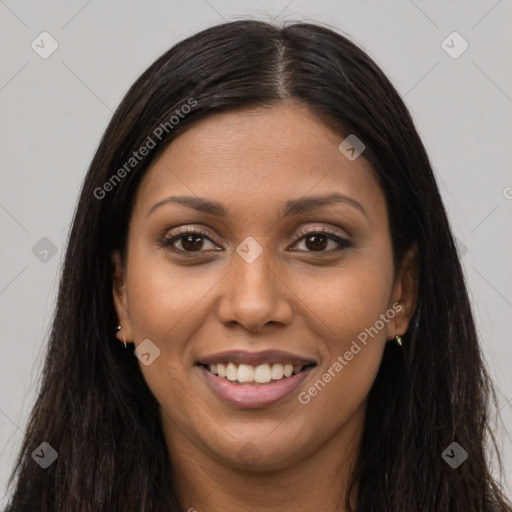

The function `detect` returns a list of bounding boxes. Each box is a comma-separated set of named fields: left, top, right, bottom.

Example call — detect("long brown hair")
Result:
left=5, top=19, right=511, bottom=511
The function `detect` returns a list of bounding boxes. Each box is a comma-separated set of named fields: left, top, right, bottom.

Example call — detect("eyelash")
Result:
left=159, top=226, right=352, bottom=255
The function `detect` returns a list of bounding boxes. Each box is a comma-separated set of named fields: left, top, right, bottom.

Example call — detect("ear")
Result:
left=112, top=250, right=133, bottom=345
left=386, top=243, right=419, bottom=341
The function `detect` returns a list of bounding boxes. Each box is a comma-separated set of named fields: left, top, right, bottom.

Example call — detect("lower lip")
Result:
left=198, top=365, right=315, bottom=409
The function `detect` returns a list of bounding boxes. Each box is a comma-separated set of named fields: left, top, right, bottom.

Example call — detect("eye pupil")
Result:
left=305, top=234, right=328, bottom=252
left=182, top=234, right=204, bottom=251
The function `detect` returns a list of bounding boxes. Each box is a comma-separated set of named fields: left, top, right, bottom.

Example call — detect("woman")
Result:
left=5, top=19, right=511, bottom=511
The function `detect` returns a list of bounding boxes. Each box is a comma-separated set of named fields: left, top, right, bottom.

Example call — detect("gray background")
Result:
left=1, top=0, right=511, bottom=503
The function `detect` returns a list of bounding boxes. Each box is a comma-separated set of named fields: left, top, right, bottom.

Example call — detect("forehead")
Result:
left=132, top=103, right=385, bottom=224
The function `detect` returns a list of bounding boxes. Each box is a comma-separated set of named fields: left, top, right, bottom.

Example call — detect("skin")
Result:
left=112, top=102, right=418, bottom=512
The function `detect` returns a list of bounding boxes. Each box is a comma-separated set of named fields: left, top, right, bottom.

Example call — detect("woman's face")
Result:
left=113, top=103, right=417, bottom=472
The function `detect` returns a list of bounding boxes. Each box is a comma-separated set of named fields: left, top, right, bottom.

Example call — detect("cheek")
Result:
left=125, top=248, right=214, bottom=343
left=123, top=252, right=207, bottom=415
left=295, top=277, right=389, bottom=440
left=293, top=247, right=394, bottom=342
left=293, top=248, right=393, bottom=412
left=123, top=247, right=226, bottom=399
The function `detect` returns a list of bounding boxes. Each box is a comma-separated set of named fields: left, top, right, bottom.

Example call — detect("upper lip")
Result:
left=198, top=349, right=317, bottom=367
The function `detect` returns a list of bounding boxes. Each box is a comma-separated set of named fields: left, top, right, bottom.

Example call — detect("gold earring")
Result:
left=395, top=335, right=402, bottom=347
left=115, top=325, right=127, bottom=348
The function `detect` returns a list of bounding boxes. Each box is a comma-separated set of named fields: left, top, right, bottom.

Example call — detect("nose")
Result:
left=216, top=244, right=294, bottom=332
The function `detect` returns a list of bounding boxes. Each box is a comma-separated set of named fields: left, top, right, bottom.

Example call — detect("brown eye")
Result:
left=304, top=234, right=329, bottom=252
left=292, top=230, right=351, bottom=253
left=181, top=234, right=205, bottom=252
left=160, top=228, right=218, bottom=253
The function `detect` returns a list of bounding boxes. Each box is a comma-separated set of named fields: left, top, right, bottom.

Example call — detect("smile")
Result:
left=202, top=362, right=315, bottom=385
left=197, top=363, right=316, bottom=408
left=196, top=349, right=318, bottom=408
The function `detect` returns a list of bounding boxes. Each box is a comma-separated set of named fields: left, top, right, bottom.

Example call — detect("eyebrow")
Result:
left=146, top=192, right=368, bottom=219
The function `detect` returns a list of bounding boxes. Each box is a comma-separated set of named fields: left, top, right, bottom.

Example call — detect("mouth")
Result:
left=196, top=350, right=318, bottom=408
left=198, top=361, right=316, bottom=385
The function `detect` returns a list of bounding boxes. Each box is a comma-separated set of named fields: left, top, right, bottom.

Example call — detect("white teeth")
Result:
left=283, top=364, right=293, bottom=377
left=254, top=364, right=271, bottom=383
left=205, top=361, right=309, bottom=384
left=226, top=362, right=238, bottom=381
left=271, top=364, right=284, bottom=380
left=237, top=364, right=254, bottom=383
